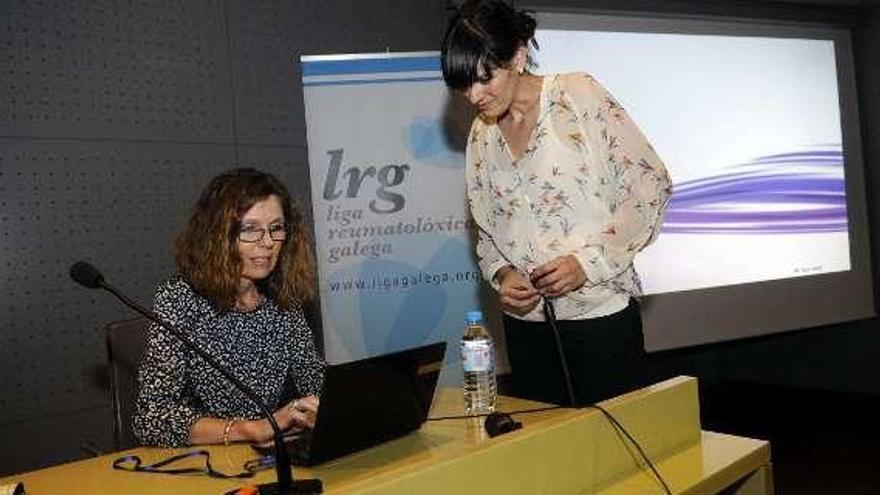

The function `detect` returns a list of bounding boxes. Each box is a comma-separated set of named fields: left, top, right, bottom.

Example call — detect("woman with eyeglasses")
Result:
left=132, top=168, right=325, bottom=447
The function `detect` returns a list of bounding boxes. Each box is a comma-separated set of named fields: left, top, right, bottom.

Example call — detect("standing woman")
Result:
left=441, top=0, right=671, bottom=406
left=132, top=168, right=325, bottom=447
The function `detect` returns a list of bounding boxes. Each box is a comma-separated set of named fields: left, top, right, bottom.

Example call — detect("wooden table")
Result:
left=0, top=376, right=772, bottom=494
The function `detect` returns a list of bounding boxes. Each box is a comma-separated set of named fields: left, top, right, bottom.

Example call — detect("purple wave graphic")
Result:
left=662, top=147, right=847, bottom=234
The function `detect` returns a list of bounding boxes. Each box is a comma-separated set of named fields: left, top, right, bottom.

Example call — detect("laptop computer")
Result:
left=254, top=341, right=446, bottom=466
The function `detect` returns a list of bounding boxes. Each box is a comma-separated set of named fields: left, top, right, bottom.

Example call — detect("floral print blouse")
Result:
left=466, top=73, right=672, bottom=321
left=132, top=276, right=325, bottom=447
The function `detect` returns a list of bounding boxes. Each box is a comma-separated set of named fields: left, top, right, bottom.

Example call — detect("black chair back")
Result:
left=106, top=317, right=149, bottom=450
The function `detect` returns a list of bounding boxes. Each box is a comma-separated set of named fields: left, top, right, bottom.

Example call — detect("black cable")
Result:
left=587, top=402, right=672, bottom=495
left=544, top=298, right=671, bottom=495
left=428, top=402, right=671, bottom=494
left=427, top=405, right=563, bottom=421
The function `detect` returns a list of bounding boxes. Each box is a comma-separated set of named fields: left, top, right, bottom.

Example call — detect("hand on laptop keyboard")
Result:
left=286, top=395, right=320, bottom=429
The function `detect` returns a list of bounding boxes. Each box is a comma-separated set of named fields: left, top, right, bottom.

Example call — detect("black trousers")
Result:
left=503, top=299, right=645, bottom=407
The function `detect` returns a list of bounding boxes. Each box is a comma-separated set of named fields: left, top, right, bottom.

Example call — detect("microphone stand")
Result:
left=543, top=298, right=578, bottom=408
left=89, top=274, right=321, bottom=494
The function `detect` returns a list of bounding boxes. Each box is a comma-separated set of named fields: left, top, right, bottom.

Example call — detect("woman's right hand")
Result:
left=496, top=267, right=540, bottom=316
left=237, top=396, right=320, bottom=443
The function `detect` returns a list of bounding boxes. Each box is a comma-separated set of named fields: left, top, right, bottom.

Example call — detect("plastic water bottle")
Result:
left=461, top=310, right=497, bottom=415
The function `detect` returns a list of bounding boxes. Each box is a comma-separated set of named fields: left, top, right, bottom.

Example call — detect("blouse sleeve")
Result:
left=476, top=226, right=512, bottom=290
left=287, top=305, right=326, bottom=398
left=465, top=119, right=513, bottom=289
left=131, top=282, right=201, bottom=447
left=563, top=73, right=672, bottom=286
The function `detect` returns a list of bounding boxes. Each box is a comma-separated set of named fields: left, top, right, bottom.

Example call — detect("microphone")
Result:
left=70, top=261, right=322, bottom=494
left=542, top=298, right=578, bottom=408
left=70, top=261, right=104, bottom=288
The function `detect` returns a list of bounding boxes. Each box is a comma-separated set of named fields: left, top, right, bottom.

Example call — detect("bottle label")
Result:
left=462, top=341, right=492, bottom=372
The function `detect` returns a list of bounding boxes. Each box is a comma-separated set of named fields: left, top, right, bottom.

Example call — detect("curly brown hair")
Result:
left=175, top=168, right=316, bottom=311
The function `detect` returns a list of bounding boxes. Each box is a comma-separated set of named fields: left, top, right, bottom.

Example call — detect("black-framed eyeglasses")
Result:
left=238, top=224, right=288, bottom=243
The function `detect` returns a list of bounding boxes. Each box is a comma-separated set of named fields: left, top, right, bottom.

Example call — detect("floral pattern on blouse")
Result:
left=132, top=276, right=325, bottom=447
left=466, top=73, right=672, bottom=321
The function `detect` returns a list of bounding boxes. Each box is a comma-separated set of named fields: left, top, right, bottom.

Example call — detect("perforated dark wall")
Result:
left=0, top=0, right=447, bottom=474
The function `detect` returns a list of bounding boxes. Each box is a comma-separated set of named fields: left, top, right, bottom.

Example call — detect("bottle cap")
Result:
left=466, top=310, right=483, bottom=324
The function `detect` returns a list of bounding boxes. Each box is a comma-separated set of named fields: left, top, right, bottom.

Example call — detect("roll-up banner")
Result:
left=301, top=52, right=497, bottom=383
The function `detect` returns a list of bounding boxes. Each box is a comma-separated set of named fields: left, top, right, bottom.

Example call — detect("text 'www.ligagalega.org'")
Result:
left=328, top=270, right=483, bottom=293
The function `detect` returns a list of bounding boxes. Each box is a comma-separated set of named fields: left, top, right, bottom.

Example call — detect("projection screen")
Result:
left=531, top=12, right=874, bottom=350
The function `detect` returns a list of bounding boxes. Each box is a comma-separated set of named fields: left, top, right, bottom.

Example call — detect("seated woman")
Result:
left=132, top=168, right=325, bottom=447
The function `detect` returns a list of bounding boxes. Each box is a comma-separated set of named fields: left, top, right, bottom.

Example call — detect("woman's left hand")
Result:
left=529, top=255, right=587, bottom=298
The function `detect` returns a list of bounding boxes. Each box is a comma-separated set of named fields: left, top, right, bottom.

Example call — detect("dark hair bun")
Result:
left=441, top=0, right=539, bottom=90
left=513, top=7, right=537, bottom=43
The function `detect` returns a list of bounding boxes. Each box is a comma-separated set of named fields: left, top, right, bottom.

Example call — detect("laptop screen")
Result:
left=261, top=341, right=447, bottom=466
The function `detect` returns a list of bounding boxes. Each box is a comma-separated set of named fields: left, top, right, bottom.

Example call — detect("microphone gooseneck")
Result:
left=542, top=297, right=578, bottom=408
left=69, top=261, right=322, bottom=494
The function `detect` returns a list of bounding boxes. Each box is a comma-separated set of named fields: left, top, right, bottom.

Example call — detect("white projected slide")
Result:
left=534, top=28, right=851, bottom=295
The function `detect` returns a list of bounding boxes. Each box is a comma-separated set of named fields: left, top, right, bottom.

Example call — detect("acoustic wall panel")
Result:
left=226, top=0, right=305, bottom=144
left=0, top=0, right=234, bottom=140
left=0, top=138, right=236, bottom=424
